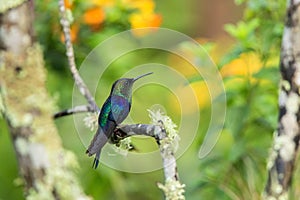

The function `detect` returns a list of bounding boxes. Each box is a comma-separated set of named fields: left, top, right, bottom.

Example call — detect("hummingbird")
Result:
left=86, top=72, right=153, bottom=169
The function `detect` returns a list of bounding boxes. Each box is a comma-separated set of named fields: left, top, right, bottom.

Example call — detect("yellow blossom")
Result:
left=169, top=81, right=209, bottom=114
left=129, top=13, right=162, bottom=36
left=221, top=52, right=262, bottom=77
left=92, top=0, right=115, bottom=7
left=125, top=0, right=155, bottom=14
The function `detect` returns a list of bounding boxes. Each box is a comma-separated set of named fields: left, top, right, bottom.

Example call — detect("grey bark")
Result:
left=0, top=1, right=90, bottom=199
left=264, top=1, right=300, bottom=199
left=114, top=122, right=185, bottom=200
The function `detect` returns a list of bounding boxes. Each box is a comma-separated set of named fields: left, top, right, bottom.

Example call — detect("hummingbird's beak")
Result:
left=133, top=72, right=153, bottom=81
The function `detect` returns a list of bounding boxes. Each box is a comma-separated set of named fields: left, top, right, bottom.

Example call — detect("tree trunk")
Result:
left=0, top=1, right=90, bottom=199
left=264, top=1, right=300, bottom=199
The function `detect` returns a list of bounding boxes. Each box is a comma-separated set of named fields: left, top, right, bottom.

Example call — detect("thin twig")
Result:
left=58, top=0, right=98, bottom=111
left=54, top=105, right=95, bottom=119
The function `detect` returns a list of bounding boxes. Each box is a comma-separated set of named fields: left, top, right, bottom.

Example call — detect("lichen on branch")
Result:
left=0, top=1, right=90, bottom=199
left=111, top=109, right=185, bottom=199
left=264, top=1, right=300, bottom=199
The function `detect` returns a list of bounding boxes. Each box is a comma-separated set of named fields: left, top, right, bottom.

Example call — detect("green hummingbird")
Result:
left=86, top=72, right=153, bottom=168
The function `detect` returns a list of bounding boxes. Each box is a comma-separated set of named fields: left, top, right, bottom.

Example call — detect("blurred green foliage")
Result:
left=0, top=120, right=23, bottom=200
left=193, top=0, right=284, bottom=199
left=0, top=0, right=288, bottom=200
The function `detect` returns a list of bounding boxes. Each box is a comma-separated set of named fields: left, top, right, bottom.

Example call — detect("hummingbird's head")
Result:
left=110, top=72, right=153, bottom=98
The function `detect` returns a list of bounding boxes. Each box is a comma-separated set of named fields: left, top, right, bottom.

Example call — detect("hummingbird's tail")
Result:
left=86, top=122, right=116, bottom=169
left=86, top=127, right=108, bottom=169
left=92, top=151, right=101, bottom=169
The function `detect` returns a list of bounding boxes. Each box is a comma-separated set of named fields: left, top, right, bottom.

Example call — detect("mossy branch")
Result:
left=0, top=1, right=90, bottom=199
left=113, top=110, right=185, bottom=200
left=264, top=1, right=300, bottom=199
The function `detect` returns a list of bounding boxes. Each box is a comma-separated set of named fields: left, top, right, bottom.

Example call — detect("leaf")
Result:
left=225, top=105, right=249, bottom=138
left=218, top=45, right=244, bottom=68
left=224, top=19, right=259, bottom=48
left=228, top=140, right=246, bottom=162
left=252, top=66, right=279, bottom=83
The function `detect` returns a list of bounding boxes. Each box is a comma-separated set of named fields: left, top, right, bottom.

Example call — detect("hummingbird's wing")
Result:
left=98, top=96, right=112, bottom=128
left=109, top=95, right=131, bottom=124
left=86, top=95, right=131, bottom=169
left=86, top=96, right=116, bottom=169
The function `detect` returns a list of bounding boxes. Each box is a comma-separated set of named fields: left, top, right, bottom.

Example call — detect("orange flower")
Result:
left=64, top=0, right=73, bottom=9
left=60, top=24, right=79, bottom=43
left=83, top=7, right=105, bottom=26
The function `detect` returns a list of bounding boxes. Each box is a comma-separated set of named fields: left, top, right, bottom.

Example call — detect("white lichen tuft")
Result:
left=83, top=112, right=98, bottom=131
left=278, top=91, right=287, bottom=107
left=23, top=113, right=33, bottom=125
left=148, top=109, right=180, bottom=152
left=274, top=184, right=283, bottom=194
left=267, top=150, right=278, bottom=170
left=281, top=80, right=291, bottom=91
left=294, top=67, right=300, bottom=87
left=114, top=137, right=133, bottom=156
left=27, top=182, right=53, bottom=200
left=15, top=137, right=29, bottom=156
left=267, top=131, right=281, bottom=169
left=65, top=9, right=74, bottom=24
left=286, top=93, right=299, bottom=114
left=62, top=150, right=80, bottom=169
left=0, top=0, right=25, bottom=13
left=281, top=113, right=298, bottom=137
left=263, top=190, right=288, bottom=200
left=28, top=143, right=50, bottom=169
left=157, top=179, right=185, bottom=200
left=274, top=135, right=295, bottom=162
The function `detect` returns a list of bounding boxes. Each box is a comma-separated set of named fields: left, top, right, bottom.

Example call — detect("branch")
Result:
left=113, top=112, right=185, bottom=200
left=264, top=1, right=300, bottom=199
left=53, top=105, right=95, bottom=119
left=0, top=1, right=91, bottom=199
left=57, top=0, right=99, bottom=115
